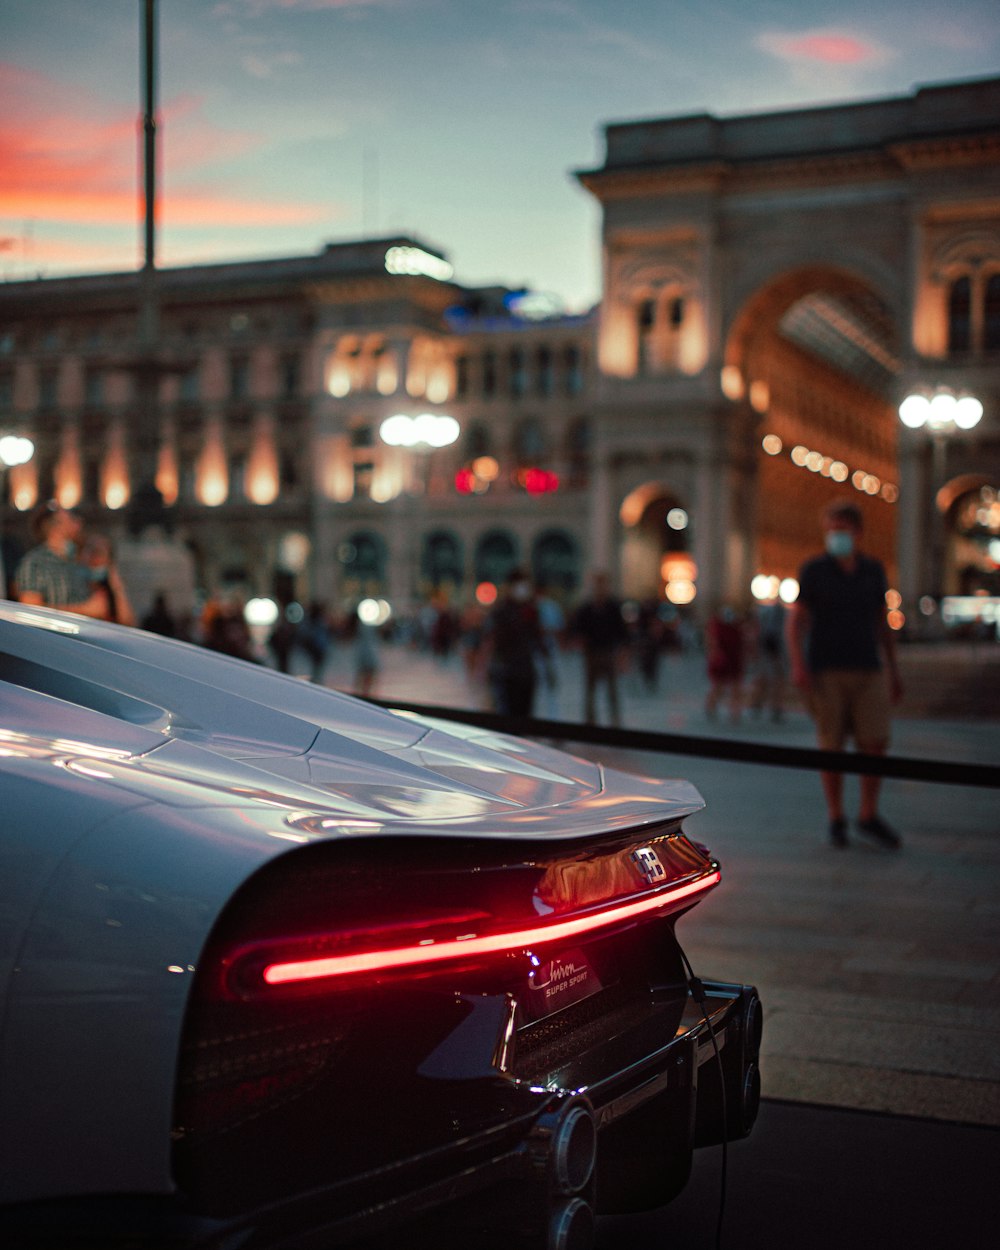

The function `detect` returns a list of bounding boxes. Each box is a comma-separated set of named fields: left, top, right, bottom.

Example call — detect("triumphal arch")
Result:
left=577, top=76, right=1000, bottom=622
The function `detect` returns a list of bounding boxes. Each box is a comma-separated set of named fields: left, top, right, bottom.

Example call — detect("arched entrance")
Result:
left=531, top=529, right=581, bottom=598
left=421, top=529, right=464, bottom=594
left=339, top=530, right=387, bottom=598
left=618, top=482, right=694, bottom=603
left=942, top=477, right=1000, bottom=596
left=724, top=265, right=902, bottom=592
left=474, top=529, right=519, bottom=587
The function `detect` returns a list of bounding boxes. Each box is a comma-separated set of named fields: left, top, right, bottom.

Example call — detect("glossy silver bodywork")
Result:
left=0, top=601, right=704, bottom=1208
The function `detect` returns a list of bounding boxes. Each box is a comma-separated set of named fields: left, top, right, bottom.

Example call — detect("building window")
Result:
left=566, top=416, right=591, bottom=487
left=350, top=424, right=374, bottom=449
left=532, top=529, right=580, bottom=595
left=340, top=530, right=386, bottom=593
left=84, top=368, right=104, bottom=407
left=637, top=299, right=655, bottom=374
left=229, top=453, right=247, bottom=499
left=455, top=355, right=469, bottom=398
left=464, top=421, right=491, bottom=460
left=482, top=350, right=497, bottom=397
left=947, top=276, right=972, bottom=355
left=179, top=367, right=199, bottom=403
left=421, top=530, right=464, bottom=589
left=985, top=274, right=1000, bottom=353
left=280, top=449, right=299, bottom=490
left=38, top=367, right=58, bottom=410
left=515, top=416, right=545, bottom=465
left=564, top=344, right=583, bottom=395
left=535, top=346, right=553, bottom=397
left=474, top=529, right=519, bottom=586
left=509, top=347, right=526, bottom=398
left=669, top=297, right=685, bottom=328
left=230, top=355, right=250, bottom=400
left=280, top=354, right=300, bottom=399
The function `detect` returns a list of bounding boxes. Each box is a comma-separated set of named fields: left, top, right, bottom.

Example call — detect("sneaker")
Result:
left=829, top=818, right=848, bottom=848
left=856, top=816, right=902, bottom=849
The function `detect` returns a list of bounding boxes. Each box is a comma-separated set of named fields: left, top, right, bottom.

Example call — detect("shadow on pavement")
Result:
left=597, top=1098, right=1000, bottom=1249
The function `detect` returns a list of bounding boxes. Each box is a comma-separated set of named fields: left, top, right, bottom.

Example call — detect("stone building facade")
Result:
left=1, top=76, right=998, bottom=627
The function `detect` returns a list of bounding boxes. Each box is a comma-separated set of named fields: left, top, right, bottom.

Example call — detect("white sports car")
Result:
left=0, top=601, right=761, bottom=1249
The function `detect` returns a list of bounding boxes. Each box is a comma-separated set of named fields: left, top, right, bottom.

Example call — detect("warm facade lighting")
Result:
left=196, top=423, right=228, bottom=507
left=8, top=461, right=37, bottom=511
left=749, top=380, right=770, bottom=413
left=425, top=371, right=450, bottom=404
left=156, top=442, right=179, bottom=507
left=246, top=418, right=280, bottom=505
left=327, top=366, right=351, bottom=397
left=665, top=579, right=696, bottom=605
left=376, top=356, right=398, bottom=396
left=661, top=554, right=697, bottom=583
left=720, top=365, right=744, bottom=400
left=54, top=427, right=82, bottom=509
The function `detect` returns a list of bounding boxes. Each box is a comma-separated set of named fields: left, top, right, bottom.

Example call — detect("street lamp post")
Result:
left=378, top=413, right=460, bottom=607
left=898, top=388, right=983, bottom=600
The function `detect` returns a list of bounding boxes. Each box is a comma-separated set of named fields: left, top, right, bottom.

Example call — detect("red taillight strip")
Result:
left=261, top=869, right=720, bottom=987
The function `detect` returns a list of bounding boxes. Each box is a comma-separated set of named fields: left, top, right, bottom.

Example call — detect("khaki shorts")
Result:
left=807, top=669, right=891, bottom=752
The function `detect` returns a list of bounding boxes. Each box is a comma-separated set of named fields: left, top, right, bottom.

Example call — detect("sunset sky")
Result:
left=2, top=0, right=998, bottom=310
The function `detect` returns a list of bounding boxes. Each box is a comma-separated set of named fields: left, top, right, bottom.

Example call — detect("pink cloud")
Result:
left=0, top=62, right=327, bottom=231
left=756, top=29, right=890, bottom=67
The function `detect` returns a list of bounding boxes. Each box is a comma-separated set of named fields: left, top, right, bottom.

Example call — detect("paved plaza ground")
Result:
left=309, top=638, right=1000, bottom=1130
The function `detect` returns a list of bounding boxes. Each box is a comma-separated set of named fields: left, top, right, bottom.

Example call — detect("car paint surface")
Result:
left=0, top=601, right=707, bottom=1206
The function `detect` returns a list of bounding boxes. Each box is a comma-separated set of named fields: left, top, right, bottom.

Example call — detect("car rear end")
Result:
left=171, top=820, right=761, bottom=1249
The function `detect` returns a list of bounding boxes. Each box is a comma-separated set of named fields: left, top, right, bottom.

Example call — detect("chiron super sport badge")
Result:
left=524, top=948, right=602, bottom=1022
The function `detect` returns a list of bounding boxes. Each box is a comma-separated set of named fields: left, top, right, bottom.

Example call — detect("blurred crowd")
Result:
left=4, top=499, right=791, bottom=724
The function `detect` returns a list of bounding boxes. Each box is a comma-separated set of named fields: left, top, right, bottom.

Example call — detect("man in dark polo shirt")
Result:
left=788, top=501, right=903, bottom=849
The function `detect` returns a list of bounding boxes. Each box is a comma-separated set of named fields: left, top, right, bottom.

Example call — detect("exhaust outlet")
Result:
left=548, top=1195, right=596, bottom=1250
left=529, top=1096, right=598, bottom=1196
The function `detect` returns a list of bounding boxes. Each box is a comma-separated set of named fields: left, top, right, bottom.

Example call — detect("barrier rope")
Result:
left=369, top=699, right=1000, bottom=790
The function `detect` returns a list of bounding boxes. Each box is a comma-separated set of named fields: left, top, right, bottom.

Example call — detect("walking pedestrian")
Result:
left=483, top=568, right=543, bottom=717
left=570, top=571, right=629, bottom=726
left=787, top=500, right=903, bottom=849
left=704, top=603, right=746, bottom=723
left=748, top=597, right=787, bottom=721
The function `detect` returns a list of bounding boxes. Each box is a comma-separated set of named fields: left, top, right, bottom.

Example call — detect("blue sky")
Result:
left=2, top=0, right=998, bottom=309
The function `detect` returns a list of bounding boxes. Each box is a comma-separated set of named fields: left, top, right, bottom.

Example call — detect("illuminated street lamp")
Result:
left=897, top=387, right=983, bottom=598
left=379, top=412, right=460, bottom=449
left=0, top=435, right=34, bottom=468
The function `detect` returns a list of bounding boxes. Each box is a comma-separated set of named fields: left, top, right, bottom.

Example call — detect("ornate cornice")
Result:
left=889, top=132, right=1000, bottom=171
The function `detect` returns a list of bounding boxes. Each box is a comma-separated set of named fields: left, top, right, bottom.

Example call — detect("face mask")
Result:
left=64, top=540, right=78, bottom=559
left=825, top=530, right=855, bottom=559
